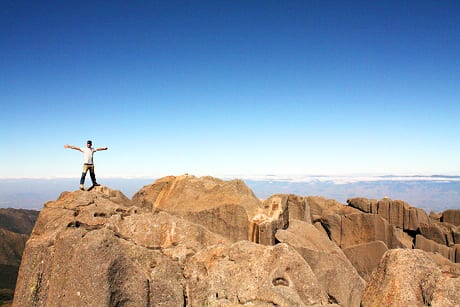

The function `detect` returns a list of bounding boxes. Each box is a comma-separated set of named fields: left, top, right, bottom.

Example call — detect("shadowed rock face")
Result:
left=347, top=197, right=460, bottom=265
left=275, top=220, right=366, bottom=307
left=442, top=209, right=460, bottom=226
left=0, top=208, right=39, bottom=303
left=11, top=176, right=460, bottom=306
left=253, top=194, right=312, bottom=246
left=321, top=211, right=411, bottom=250
left=347, top=197, right=430, bottom=231
left=342, top=241, right=388, bottom=282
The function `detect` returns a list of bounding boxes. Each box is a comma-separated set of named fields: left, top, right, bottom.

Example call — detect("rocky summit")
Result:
left=12, top=175, right=460, bottom=306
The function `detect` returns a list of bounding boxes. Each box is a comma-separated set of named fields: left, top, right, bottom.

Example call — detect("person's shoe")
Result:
left=79, top=184, right=84, bottom=191
left=93, top=183, right=101, bottom=187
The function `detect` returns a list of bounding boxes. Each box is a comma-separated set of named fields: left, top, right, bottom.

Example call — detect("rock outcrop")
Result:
left=362, top=249, right=460, bottom=307
left=13, top=181, right=340, bottom=306
left=342, top=241, right=388, bottom=282
left=275, top=219, right=366, bottom=306
left=184, top=241, right=330, bottom=306
left=253, top=194, right=312, bottom=245
left=11, top=175, right=460, bottom=306
left=419, top=222, right=454, bottom=245
left=132, top=175, right=263, bottom=242
left=347, top=197, right=460, bottom=265
left=347, top=197, right=430, bottom=231
left=442, top=209, right=460, bottom=226
left=13, top=186, right=228, bottom=307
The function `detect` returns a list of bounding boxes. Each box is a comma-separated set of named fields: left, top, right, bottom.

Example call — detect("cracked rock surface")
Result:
left=12, top=177, right=460, bottom=307
left=14, top=185, right=329, bottom=306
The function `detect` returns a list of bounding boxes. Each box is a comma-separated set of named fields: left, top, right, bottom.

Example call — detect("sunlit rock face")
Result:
left=11, top=176, right=460, bottom=306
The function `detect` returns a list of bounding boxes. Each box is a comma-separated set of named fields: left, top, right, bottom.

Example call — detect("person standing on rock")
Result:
left=64, top=140, right=108, bottom=190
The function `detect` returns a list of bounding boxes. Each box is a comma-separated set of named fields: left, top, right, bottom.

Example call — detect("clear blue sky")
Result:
left=1, top=0, right=459, bottom=178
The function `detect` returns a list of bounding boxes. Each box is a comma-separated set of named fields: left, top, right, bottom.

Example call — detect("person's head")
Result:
left=87, top=140, right=92, bottom=147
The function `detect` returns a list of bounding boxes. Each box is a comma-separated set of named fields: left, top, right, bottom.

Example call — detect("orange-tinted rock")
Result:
left=184, top=241, right=330, bottom=306
left=419, top=222, right=453, bottom=246
left=416, top=235, right=451, bottom=261
left=348, top=197, right=430, bottom=231
left=442, top=209, right=460, bottom=226
left=322, top=212, right=405, bottom=249
left=362, top=249, right=460, bottom=307
left=276, top=220, right=366, bottom=307
left=132, top=175, right=263, bottom=242
left=343, top=241, right=388, bottom=282
left=13, top=187, right=226, bottom=307
left=252, top=194, right=312, bottom=245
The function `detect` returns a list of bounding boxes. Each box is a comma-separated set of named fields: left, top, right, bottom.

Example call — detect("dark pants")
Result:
left=80, top=164, right=96, bottom=186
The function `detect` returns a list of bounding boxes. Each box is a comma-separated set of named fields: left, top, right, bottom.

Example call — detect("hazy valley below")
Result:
left=1, top=175, right=459, bottom=213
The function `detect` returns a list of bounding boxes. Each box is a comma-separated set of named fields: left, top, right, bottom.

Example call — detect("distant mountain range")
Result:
left=0, top=175, right=459, bottom=212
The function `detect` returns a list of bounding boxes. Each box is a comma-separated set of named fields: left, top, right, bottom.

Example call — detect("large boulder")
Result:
left=13, top=187, right=227, bottom=307
left=419, top=222, right=455, bottom=246
left=251, top=194, right=312, bottom=245
left=425, top=251, right=460, bottom=275
left=132, top=175, right=263, bottom=242
left=15, top=183, right=341, bottom=307
left=263, top=194, right=312, bottom=224
left=453, top=227, right=460, bottom=244
left=184, top=240, right=331, bottom=306
left=362, top=249, right=460, bottom=307
left=275, top=219, right=366, bottom=307
left=347, top=197, right=430, bottom=231
left=132, top=175, right=261, bottom=216
left=20, top=227, right=185, bottom=306
left=429, top=211, right=442, bottom=222
left=306, top=196, right=348, bottom=221
left=345, top=197, right=378, bottom=214
left=342, top=241, right=388, bottom=282
left=450, top=244, right=460, bottom=263
left=415, top=235, right=452, bottom=261
left=442, top=209, right=460, bottom=226
left=110, top=211, right=230, bottom=265
left=321, top=212, right=408, bottom=249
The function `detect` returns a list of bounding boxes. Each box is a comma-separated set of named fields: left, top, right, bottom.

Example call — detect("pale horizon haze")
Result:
left=2, top=1, right=459, bottom=179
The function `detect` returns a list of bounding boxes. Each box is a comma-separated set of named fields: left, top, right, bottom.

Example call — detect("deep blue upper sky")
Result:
left=1, top=1, right=459, bottom=178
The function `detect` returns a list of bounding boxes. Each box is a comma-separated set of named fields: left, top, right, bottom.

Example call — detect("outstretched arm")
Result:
left=96, top=147, right=108, bottom=151
left=64, top=144, right=82, bottom=152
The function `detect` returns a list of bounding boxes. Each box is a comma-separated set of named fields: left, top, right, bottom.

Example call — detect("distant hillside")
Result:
left=0, top=209, right=38, bottom=304
left=0, top=208, right=39, bottom=234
